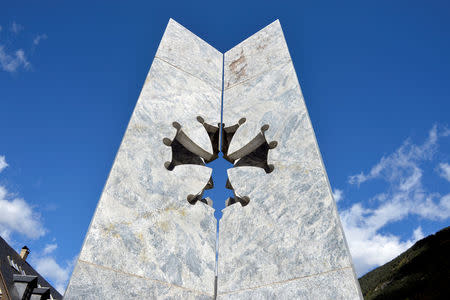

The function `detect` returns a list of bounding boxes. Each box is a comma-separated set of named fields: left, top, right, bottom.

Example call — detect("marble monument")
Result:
left=64, top=19, right=363, bottom=299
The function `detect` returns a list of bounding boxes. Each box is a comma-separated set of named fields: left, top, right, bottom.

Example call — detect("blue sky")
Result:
left=1, top=0, right=449, bottom=293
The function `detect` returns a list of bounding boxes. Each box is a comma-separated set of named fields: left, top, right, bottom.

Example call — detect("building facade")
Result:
left=0, top=236, right=61, bottom=300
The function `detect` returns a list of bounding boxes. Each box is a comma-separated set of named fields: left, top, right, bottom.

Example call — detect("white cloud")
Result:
left=31, top=256, right=72, bottom=293
left=0, top=155, right=7, bottom=173
left=0, top=154, right=71, bottom=294
left=412, top=193, right=450, bottom=220
left=413, top=226, right=424, bottom=241
left=349, top=125, right=439, bottom=186
left=10, top=21, right=23, bottom=34
left=442, top=126, right=450, bottom=137
left=0, top=155, right=69, bottom=293
left=340, top=202, right=422, bottom=275
left=342, top=125, right=450, bottom=276
left=0, top=46, right=30, bottom=72
left=0, top=22, right=47, bottom=72
left=438, top=162, right=450, bottom=182
left=341, top=210, right=415, bottom=274
left=0, top=25, right=2, bottom=32
left=332, top=189, right=343, bottom=203
left=0, top=185, right=46, bottom=240
left=33, top=34, right=48, bottom=46
left=43, top=243, right=58, bottom=255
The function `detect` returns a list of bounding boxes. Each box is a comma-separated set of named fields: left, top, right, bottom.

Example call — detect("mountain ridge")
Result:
left=358, top=226, right=450, bottom=299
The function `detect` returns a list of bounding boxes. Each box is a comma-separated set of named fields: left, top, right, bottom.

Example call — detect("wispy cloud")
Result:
left=10, top=21, right=23, bottom=34
left=341, top=125, right=450, bottom=275
left=0, top=155, right=7, bottom=173
left=0, top=46, right=30, bottom=72
left=0, top=186, right=47, bottom=241
left=31, top=254, right=74, bottom=293
left=0, top=154, right=70, bottom=293
left=1, top=21, right=47, bottom=73
left=0, top=155, right=46, bottom=241
left=348, top=125, right=440, bottom=186
left=413, top=226, right=424, bottom=240
left=33, top=34, right=48, bottom=46
left=438, top=162, right=450, bottom=182
left=29, top=242, right=74, bottom=293
left=341, top=203, right=419, bottom=274
left=333, top=188, right=343, bottom=203
left=0, top=25, right=3, bottom=32
left=43, top=243, right=58, bottom=255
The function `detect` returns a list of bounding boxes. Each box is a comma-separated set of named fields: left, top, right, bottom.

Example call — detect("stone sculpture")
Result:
left=64, top=19, right=363, bottom=299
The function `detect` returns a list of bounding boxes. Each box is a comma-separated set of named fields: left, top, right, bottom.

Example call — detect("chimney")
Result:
left=20, top=246, right=30, bottom=260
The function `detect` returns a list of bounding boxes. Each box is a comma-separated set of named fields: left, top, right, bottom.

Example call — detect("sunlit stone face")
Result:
left=65, top=19, right=362, bottom=300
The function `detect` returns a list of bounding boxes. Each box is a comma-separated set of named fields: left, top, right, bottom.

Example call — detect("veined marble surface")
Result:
left=66, top=18, right=362, bottom=300
left=65, top=19, right=220, bottom=299
left=217, top=267, right=361, bottom=300
left=156, top=19, right=223, bottom=91
left=219, top=20, right=362, bottom=299
left=224, top=20, right=291, bottom=90
left=66, top=260, right=212, bottom=300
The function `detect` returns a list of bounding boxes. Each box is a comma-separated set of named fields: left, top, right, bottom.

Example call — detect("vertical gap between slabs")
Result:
left=214, top=52, right=225, bottom=300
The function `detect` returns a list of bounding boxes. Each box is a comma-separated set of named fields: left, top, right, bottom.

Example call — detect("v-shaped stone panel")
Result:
left=65, top=19, right=220, bottom=299
left=219, top=20, right=362, bottom=299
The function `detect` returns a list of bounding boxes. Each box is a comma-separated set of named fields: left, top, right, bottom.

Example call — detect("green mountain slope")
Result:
left=358, top=226, right=450, bottom=300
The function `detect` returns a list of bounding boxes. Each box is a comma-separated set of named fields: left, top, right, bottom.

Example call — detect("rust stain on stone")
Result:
left=141, top=211, right=153, bottom=219
left=101, top=223, right=115, bottom=237
left=229, top=53, right=245, bottom=72
left=101, top=222, right=132, bottom=238
left=137, top=232, right=144, bottom=241
left=132, top=123, right=148, bottom=134
left=163, top=204, right=178, bottom=213
left=162, top=204, right=186, bottom=216
left=228, top=49, right=247, bottom=87
left=257, top=43, right=267, bottom=50
left=159, top=220, right=171, bottom=232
